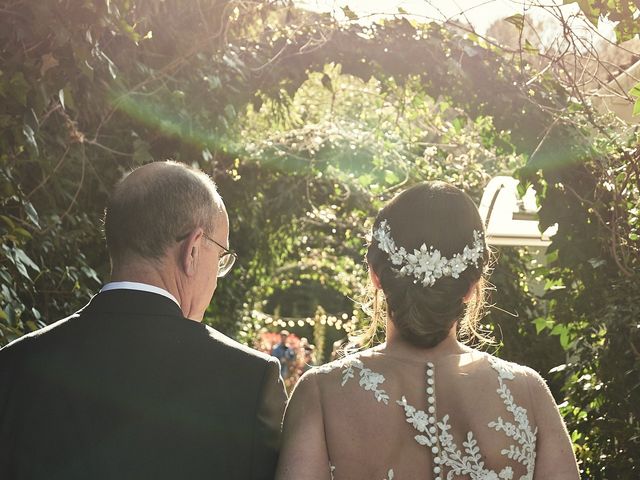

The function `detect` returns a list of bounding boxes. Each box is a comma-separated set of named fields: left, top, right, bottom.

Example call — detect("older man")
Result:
left=0, top=161, right=287, bottom=479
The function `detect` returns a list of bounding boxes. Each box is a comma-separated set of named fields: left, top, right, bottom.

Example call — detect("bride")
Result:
left=275, top=182, right=580, bottom=480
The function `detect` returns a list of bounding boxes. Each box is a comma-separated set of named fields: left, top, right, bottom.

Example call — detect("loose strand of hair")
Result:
left=349, top=281, right=386, bottom=353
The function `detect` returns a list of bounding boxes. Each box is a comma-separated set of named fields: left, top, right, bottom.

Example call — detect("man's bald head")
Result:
left=104, top=161, right=224, bottom=265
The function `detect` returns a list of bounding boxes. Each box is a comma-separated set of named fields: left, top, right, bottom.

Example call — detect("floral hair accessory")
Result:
left=372, top=220, right=485, bottom=287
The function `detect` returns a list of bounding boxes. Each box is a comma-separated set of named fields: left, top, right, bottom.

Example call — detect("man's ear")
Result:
left=368, top=264, right=382, bottom=289
left=180, top=228, right=204, bottom=277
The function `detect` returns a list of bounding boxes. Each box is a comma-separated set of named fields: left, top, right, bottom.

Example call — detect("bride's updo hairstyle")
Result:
left=366, top=181, right=491, bottom=348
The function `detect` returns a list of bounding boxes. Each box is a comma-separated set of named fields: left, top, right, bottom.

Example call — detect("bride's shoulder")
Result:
left=479, top=353, right=561, bottom=428
left=293, top=348, right=376, bottom=389
left=479, top=352, right=548, bottom=390
left=286, top=351, right=360, bottom=404
left=310, top=349, right=371, bottom=375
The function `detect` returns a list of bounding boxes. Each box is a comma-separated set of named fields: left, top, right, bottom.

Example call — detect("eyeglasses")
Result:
left=202, top=232, right=237, bottom=277
left=176, top=232, right=237, bottom=277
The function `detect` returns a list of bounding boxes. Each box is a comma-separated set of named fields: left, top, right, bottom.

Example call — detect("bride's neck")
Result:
left=383, top=320, right=470, bottom=360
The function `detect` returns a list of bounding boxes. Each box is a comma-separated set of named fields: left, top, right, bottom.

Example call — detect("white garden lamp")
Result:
left=479, top=176, right=558, bottom=247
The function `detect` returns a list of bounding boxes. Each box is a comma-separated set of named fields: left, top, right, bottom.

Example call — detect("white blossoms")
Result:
left=372, top=220, right=485, bottom=287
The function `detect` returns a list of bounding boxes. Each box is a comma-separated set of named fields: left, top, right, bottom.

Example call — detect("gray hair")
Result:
left=104, top=161, right=224, bottom=263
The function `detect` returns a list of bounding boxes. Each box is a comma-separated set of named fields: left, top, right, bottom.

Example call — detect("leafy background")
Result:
left=1, top=1, right=638, bottom=477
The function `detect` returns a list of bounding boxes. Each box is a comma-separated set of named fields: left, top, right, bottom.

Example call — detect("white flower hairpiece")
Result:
left=372, top=220, right=485, bottom=287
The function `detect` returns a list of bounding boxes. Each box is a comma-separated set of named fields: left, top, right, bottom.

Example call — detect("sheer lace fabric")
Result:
left=314, top=349, right=538, bottom=480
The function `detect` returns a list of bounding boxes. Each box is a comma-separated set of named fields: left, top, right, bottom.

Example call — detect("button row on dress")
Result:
left=426, top=362, right=441, bottom=480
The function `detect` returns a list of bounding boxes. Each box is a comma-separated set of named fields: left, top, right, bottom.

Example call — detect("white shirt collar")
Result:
left=100, top=281, right=180, bottom=308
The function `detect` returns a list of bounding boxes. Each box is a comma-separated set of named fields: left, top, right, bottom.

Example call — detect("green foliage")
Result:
left=630, top=82, right=640, bottom=117
left=0, top=0, right=304, bottom=338
left=566, top=0, right=640, bottom=42
left=518, top=115, right=640, bottom=477
left=1, top=1, right=639, bottom=477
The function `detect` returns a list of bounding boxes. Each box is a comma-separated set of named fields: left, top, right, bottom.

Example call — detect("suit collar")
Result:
left=101, top=281, right=180, bottom=307
left=83, top=289, right=184, bottom=318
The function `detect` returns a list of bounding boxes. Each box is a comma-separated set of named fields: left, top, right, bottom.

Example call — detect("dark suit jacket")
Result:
left=0, top=289, right=287, bottom=479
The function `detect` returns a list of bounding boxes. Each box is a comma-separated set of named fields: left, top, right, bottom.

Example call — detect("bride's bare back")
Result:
left=276, top=340, right=579, bottom=480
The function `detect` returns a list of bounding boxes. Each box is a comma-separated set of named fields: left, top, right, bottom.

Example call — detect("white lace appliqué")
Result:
left=341, top=358, right=390, bottom=404
left=487, top=357, right=537, bottom=478
left=338, top=355, right=537, bottom=480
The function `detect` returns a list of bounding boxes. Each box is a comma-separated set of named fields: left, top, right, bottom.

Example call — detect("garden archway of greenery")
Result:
left=1, top=1, right=638, bottom=477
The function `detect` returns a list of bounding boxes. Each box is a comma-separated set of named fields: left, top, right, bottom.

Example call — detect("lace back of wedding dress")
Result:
left=315, top=350, right=537, bottom=480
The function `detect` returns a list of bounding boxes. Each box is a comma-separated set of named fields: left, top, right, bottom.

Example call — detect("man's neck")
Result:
left=110, top=256, right=206, bottom=322
left=110, top=261, right=181, bottom=307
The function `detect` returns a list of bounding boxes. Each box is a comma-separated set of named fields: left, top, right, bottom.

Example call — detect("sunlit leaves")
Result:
left=1, top=2, right=638, bottom=472
left=503, top=14, right=525, bottom=33
left=629, top=82, right=640, bottom=117
left=567, top=0, right=640, bottom=42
